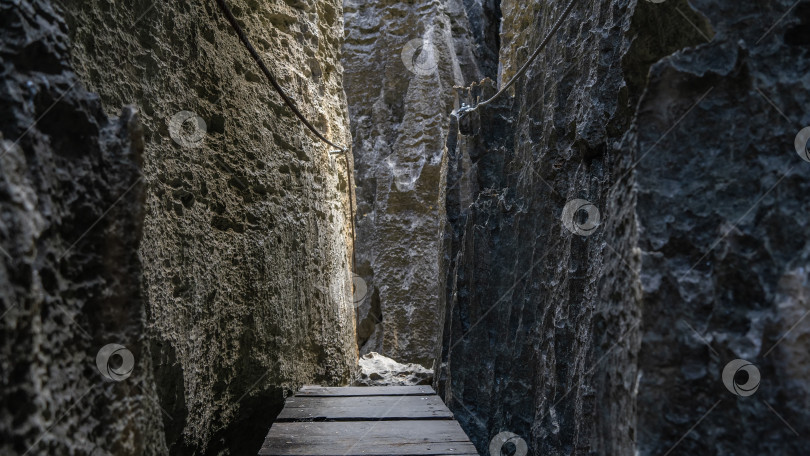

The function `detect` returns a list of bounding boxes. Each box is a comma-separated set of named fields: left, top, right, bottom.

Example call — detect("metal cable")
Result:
left=214, top=0, right=347, bottom=152
left=459, top=0, right=578, bottom=115
left=331, top=150, right=358, bottom=272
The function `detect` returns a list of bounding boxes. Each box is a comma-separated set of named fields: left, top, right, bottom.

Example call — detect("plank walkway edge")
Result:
left=276, top=395, right=454, bottom=422
left=260, top=386, right=478, bottom=456
left=297, top=385, right=436, bottom=397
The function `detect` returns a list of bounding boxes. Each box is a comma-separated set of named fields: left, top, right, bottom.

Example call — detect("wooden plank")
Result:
left=260, top=420, right=477, bottom=455
left=260, top=387, right=477, bottom=456
left=264, top=420, right=472, bottom=441
left=259, top=441, right=479, bottom=455
left=297, top=385, right=436, bottom=397
left=277, top=395, right=453, bottom=421
left=262, top=420, right=472, bottom=443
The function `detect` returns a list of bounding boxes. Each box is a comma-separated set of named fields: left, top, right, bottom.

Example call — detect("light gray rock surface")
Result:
left=354, top=352, right=433, bottom=386
left=3, top=0, right=358, bottom=454
left=342, top=0, right=491, bottom=367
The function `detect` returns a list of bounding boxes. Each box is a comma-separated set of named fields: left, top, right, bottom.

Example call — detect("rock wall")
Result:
left=2, top=0, right=358, bottom=454
left=341, top=0, right=494, bottom=367
left=635, top=0, right=810, bottom=454
left=6, top=0, right=810, bottom=455
left=438, top=0, right=810, bottom=455
left=0, top=1, right=165, bottom=454
left=438, top=0, right=644, bottom=453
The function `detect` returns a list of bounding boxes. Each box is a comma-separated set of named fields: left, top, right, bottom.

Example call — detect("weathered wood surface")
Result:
left=276, top=395, right=453, bottom=421
left=297, top=385, right=435, bottom=397
left=259, top=386, right=478, bottom=456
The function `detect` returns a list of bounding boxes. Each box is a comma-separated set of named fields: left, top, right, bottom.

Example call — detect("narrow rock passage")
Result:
left=3, top=0, right=810, bottom=455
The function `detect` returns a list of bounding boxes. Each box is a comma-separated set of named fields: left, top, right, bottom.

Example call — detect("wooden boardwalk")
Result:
left=259, top=386, right=479, bottom=455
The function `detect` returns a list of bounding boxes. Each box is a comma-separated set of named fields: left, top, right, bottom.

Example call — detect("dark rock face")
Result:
left=437, top=0, right=810, bottom=454
left=635, top=1, right=810, bottom=454
left=0, top=1, right=165, bottom=454
left=435, top=0, right=748, bottom=454
left=438, top=1, right=644, bottom=453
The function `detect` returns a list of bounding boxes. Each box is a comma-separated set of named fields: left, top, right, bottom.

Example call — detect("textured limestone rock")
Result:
left=53, top=0, right=358, bottom=454
left=635, top=1, right=810, bottom=454
left=0, top=1, right=165, bottom=454
left=438, top=0, right=810, bottom=455
left=342, top=0, right=493, bottom=367
left=435, top=0, right=707, bottom=454
left=6, top=1, right=808, bottom=456
left=354, top=352, right=433, bottom=386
